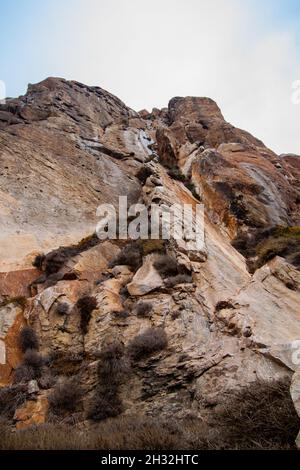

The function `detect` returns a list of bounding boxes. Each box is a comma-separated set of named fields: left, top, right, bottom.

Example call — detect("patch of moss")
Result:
left=252, top=226, right=300, bottom=271
left=141, top=239, right=166, bottom=256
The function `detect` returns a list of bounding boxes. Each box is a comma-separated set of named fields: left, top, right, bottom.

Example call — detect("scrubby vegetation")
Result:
left=56, top=302, right=70, bottom=316
left=49, top=378, right=82, bottom=415
left=18, top=327, right=39, bottom=353
left=76, top=296, right=97, bottom=334
left=1, top=378, right=298, bottom=450
left=14, top=349, right=44, bottom=384
left=215, top=300, right=235, bottom=312
left=110, top=241, right=143, bottom=271
left=127, top=328, right=168, bottom=360
left=165, top=165, right=200, bottom=199
left=164, top=273, right=192, bottom=288
left=135, top=302, right=153, bottom=317
left=31, top=234, right=100, bottom=281
left=254, top=226, right=300, bottom=271
left=32, top=254, right=45, bottom=269
left=112, top=310, right=130, bottom=320
left=0, top=385, right=27, bottom=420
left=136, top=165, right=153, bottom=184
left=209, top=378, right=300, bottom=449
left=232, top=225, right=300, bottom=273
left=88, top=341, right=128, bottom=422
left=168, top=167, right=186, bottom=182
left=153, top=254, right=180, bottom=277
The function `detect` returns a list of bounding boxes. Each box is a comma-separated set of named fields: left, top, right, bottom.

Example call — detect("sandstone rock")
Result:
left=14, top=394, right=48, bottom=430
left=127, top=254, right=164, bottom=296
left=28, top=379, right=39, bottom=394
left=0, top=78, right=300, bottom=434
left=0, top=302, right=25, bottom=386
left=291, top=370, right=300, bottom=449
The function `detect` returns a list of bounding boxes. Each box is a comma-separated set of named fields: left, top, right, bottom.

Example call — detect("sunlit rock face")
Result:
left=0, top=78, right=299, bottom=435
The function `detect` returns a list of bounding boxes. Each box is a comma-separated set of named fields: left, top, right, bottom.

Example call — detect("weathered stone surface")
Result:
left=291, top=370, right=300, bottom=449
left=127, top=254, right=164, bottom=296
left=0, top=78, right=299, bottom=435
left=0, top=302, right=25, bottom=386
left=14, top=394, right=48, bottom=430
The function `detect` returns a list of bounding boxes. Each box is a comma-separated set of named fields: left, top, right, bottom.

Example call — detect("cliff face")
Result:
left=0, top=78, right=299, bottom=441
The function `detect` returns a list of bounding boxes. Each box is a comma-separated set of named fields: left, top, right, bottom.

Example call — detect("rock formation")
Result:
left=0, top=78, right=299, bottom=446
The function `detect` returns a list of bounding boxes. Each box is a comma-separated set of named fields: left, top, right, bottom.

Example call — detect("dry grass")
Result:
left=0, top=376, right=298, bottom=450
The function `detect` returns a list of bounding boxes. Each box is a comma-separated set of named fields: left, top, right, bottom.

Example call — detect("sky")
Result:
left=0, top=0, right=299, bottom=154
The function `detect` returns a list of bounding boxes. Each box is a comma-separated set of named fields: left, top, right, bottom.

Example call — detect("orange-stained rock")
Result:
left=0, top=305, right=26, bottom=387
left=0, top=268, right=40, bottom=298
left=14, top=394, right=49, bottom=430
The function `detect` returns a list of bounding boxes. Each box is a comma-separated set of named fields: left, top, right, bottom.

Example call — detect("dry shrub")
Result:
left=13, top=349, right=44, bottom=384
left=13, top=364, right=37, bottom=384
left=44, top=250, right=68, bottom=275
left=211, top=378, right=300, bottom=450
left=136, top=166, right=153, bottom=184
left=164, top=274, right=192, bottom=288
left=47, top=351, right=83, bottom=377
left=215, top=300, right=235, bottom=312
left=38, top=372, right=56, bottom=390
left=56, top=302, right=70, bottom=316
left=127, top=328, right=168, bottom=360
left=49, top=378, right=82, bottom=414
left=0, top=378, right=298, bottom=450
left=153, top=255, right=180, bottom=278
left=110, top=242, right=142, bottom=271
left=18, top=327, right=39, bottom=353
left=88, top=393, right=124, bottom=422
left=76, top=295, right=97, bottom=334
left=97, top=341, right=128, bottom=385
left=0, top=385, right=27, bottom=420
left=135, top=302, right=153, bottom=317
left=88, top=341, right=128, bottom=422
left=32, top=254, right=45, bottom=269
left=112, top=310, right=129, bottom=320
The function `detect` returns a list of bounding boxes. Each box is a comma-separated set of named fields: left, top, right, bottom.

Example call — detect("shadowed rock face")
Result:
left=0, top=78, right=299, bottom=438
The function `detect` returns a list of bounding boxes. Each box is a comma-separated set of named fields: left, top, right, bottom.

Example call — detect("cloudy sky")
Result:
left=0, top=0, right=299, bottom=154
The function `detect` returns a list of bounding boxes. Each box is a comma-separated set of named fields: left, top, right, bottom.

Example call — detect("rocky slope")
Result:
left=0, top=78, right=299, bottom=446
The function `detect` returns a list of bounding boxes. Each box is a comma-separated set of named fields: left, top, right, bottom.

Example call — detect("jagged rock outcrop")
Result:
left=0, top=78, right=299, bottom=442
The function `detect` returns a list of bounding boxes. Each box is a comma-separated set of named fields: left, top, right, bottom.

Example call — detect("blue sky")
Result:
left=0, top=0, right=299, bottom=154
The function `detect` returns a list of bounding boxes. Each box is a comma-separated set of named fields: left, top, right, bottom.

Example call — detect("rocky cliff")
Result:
left=0, top=78, right=299, bottom=447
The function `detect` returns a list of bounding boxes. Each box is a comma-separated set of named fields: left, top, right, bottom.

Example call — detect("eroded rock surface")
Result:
left=0, top=78, right=299, bottom=439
